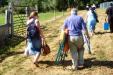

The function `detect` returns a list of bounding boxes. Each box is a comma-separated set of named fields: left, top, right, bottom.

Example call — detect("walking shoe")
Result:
left=66, top=66, right=77, bottom=70
left=77, top=65, right=84, bottom=70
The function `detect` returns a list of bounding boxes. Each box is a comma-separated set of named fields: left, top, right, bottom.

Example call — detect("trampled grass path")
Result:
left=0, top=9, right=113, bottom=75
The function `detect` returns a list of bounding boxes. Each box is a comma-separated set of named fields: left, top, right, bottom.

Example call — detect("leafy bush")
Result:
left=0, top=6, right=8, bottom=13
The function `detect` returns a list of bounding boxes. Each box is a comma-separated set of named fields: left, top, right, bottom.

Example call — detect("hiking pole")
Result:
left=55, top=37, right=68, bottom=65
left=83, top=34, right=92, bottom=54
left=55, top=41, right=65, bottom=65
left=55, top=30, right=69, bottom=65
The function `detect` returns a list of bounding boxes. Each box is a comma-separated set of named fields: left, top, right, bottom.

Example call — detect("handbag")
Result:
left=103, top=22, right=109, bottom=30
left=41, top=40, right=50, bottom=55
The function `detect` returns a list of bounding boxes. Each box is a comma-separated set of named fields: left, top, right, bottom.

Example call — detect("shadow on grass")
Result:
left=38, top=57, right=113, bottom=69
left=0, top=51, right=24, bottom=63
left=84, top=58, right=113, bottom=69
left=95, top=31, right=111, bottom=35
left=0, top=35, right=25, bottom=63
left=38, top=61, right=55, bottom=67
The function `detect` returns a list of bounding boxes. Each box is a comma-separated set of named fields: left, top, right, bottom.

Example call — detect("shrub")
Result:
left=0, top=6, right=8, bottom=13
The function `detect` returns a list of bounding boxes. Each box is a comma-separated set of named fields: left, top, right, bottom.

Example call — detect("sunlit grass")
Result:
left=0, top=11, right=64, bottom=25
left=0, top=14, right=5, bottom=25
left=1, top=9, right=113, bottom=75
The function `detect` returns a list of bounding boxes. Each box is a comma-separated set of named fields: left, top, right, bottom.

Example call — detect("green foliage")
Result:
left=38, top=0, right=55, bottom=12
left=0, top=0, right=8, bottom=7
left=1, top=0, right=113, bottom=13
left=56, top=0, right=68, bottom=11
left=0, top=6, right=7, bottom=13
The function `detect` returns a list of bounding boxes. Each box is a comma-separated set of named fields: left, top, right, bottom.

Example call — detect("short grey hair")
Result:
left=71, top=8, right=77, bottom=15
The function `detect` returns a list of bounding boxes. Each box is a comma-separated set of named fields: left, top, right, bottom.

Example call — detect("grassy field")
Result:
left=39, top=11, right=64, bottom=22
left=0, top=14, right=5, bottom=25
left=1, top=9, right=113, bottom=75
left=0, top=11, right=64, bottom=25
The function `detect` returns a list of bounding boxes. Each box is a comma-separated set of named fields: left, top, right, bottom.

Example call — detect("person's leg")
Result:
left=32, top=38, right=42, bottom=64
left=24, top=39, right=32, bottom=56
left=78, top=47, right=84, bottom=68
left=77, top=36, right=84, bottom=68
left=90, top=20, right=96, bottom=36
left=109, top=17, right=113, bottom=33
left=24, top=47, right=29, bottom=56
left=88, top=24, right=93, bottom=36
left=33, top=52, right=40, bottom=63
left=69, top=36, right=78, bottom=69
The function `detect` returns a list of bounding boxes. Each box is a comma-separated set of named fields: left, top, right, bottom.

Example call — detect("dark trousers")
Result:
left=108, top=16, right=113, bottom=33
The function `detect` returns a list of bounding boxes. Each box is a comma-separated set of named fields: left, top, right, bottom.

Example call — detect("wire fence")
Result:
left=0, top=2, right=68, bottom=46
left=100, top=1, right=113, bottom=9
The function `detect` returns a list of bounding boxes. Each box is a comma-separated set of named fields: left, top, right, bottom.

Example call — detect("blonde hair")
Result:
left=29, top=11, right=38, bottom=19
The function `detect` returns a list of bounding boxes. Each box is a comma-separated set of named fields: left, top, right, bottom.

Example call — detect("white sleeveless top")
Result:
left=27, top=18, right=39, bottom=26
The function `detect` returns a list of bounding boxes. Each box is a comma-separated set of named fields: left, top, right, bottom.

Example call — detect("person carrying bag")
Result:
left=24, top=11, right=45, bottom=66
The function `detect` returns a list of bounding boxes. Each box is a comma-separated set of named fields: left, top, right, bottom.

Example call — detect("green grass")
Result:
left=1, top=9, right=113, bottom=75
left=0, top=11, right=64, bottom=25
left=39, top=11, right=64, bottom=22
left=0, top=14, right=5, bottom=25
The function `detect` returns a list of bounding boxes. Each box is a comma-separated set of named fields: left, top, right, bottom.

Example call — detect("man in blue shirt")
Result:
left=63, top=8, right=89, bottom=70
left=106, top=3, right=113, bottom=33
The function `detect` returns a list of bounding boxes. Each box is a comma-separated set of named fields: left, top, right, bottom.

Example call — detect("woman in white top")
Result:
left=86, top=7, right=97, bottom=36
left=24, top=11, right=45, bottom=66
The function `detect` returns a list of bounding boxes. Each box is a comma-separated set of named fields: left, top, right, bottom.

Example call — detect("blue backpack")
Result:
left=27, top=20, right=39, bottom=39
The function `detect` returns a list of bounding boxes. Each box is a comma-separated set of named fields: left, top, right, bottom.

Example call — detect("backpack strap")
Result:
left=28, top=18, right=36, bottom=26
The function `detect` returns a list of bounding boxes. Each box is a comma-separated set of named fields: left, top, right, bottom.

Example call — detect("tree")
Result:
left=56, top=0, right=68, bottom=11
left=0, top=0, right=8, bottom=7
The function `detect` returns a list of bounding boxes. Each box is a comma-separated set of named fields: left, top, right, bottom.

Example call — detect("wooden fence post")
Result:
left=5, top=10, right=8, bottom=24
left=8, top=2, right=14, bottom=36
left=25, top=7, right=30, bottom=17
left=5, top=10, right=10, bottom=36
left=35, top=5, right=38, bottom=12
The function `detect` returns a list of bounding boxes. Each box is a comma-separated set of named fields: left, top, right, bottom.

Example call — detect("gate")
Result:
left=9, top=2, right=37, bottom=37
left=13, top=6, right=27, bottom=37
left=0, top=2, right=37, bottom=47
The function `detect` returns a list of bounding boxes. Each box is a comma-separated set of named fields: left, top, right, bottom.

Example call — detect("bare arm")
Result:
left=85, top=11, right=89, bottom=23
left=35, top=19, right=45, bottom=39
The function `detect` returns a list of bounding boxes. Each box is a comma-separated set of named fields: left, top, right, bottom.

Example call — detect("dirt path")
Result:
left=0, top=9, right=113, bottom=75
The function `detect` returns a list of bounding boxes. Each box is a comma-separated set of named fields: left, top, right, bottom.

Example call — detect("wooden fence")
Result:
left=0, top=24, right=10, bottom=45
left=0, top=9, right=13, bottom=46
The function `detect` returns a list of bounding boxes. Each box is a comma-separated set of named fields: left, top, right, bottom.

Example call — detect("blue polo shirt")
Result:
left=63, top=14, right=86, bottom=36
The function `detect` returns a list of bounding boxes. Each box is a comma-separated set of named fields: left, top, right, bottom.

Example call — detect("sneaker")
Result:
left=77, top=65, right=84, bottom=69
left=66, top=66, right=77, bottom=70
left=78, top=65, right=84, bottom=68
